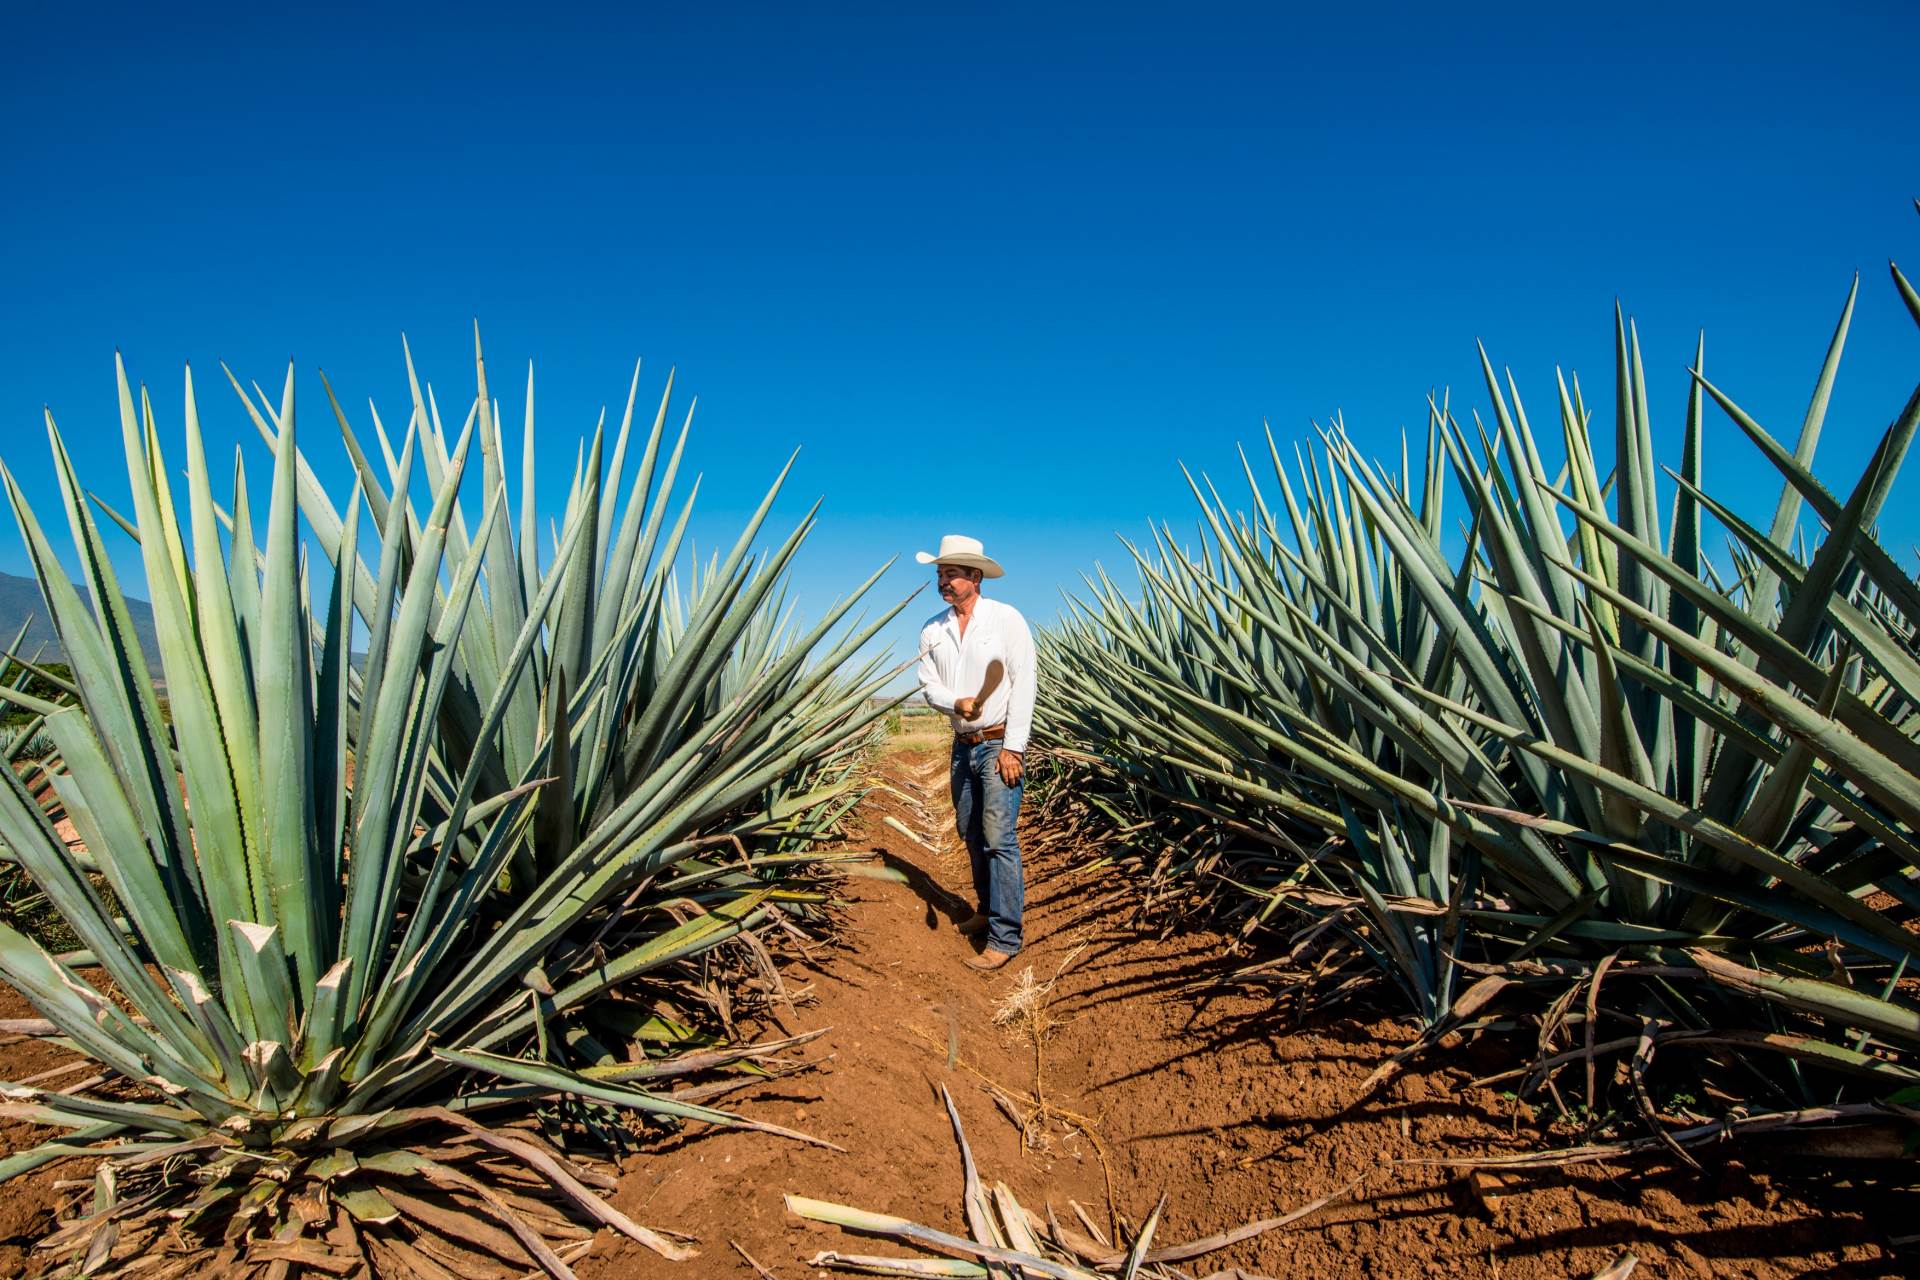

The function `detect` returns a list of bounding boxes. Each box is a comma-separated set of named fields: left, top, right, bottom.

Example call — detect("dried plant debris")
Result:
left=785, top=1085, right=1368, bottom=1279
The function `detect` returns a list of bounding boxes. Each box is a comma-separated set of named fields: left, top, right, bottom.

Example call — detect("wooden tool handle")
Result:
left=972, top=659, right=1004, bottom=705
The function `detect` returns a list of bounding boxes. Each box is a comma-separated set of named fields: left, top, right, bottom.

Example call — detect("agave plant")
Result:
left=1040, top=255, right=1920, bottom=1129
left=0, top=724, right=54, bottom=762
left=219, top=334, right=905, bottom=913
left=0, top=351, right=902, bottom=1276
left=0, top=624, right=70, bottom=771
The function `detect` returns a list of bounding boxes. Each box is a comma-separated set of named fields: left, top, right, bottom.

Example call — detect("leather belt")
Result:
left=955, top=723, right=1007, bottom=746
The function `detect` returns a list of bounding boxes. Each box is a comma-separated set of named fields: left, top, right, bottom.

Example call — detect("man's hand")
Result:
left=953, top=696, right=979, bottom=719
left=997, top=749, right=1024, bottom=787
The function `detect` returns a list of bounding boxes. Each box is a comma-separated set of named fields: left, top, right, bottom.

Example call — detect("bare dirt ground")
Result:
left=0, top=745, right=1903, bottom=1277
left=0, top=993, right=92, bottom=1272
left=586, top=746, right=1899, bottom=1279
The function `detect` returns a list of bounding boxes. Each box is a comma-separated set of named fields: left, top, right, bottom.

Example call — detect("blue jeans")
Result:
left=951, top=739, right=1024, bottom=954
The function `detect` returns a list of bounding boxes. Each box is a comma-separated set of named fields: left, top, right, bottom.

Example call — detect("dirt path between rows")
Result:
left=0, top=746, right=1897, bottom=1277
left=584, top=747, right=1896, bottom=1279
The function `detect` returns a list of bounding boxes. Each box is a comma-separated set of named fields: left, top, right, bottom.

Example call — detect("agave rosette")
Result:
left=0, top=348, right=903, bottom=1276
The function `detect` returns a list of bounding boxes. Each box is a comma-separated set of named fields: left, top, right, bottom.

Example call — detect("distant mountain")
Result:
left=0, top=570, right=162, bottom=667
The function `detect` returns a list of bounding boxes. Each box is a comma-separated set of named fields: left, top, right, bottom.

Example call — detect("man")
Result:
left=914, top=534, right=1036, bottom=973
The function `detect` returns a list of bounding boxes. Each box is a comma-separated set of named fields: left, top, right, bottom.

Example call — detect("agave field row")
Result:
left=1036, top=258, right=1920, bottom=1156
left=0, top=338, right=906, bottom=1277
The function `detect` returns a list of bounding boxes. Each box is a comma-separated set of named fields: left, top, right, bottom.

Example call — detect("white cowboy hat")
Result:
left=915, top=533, right=1004, bottom=579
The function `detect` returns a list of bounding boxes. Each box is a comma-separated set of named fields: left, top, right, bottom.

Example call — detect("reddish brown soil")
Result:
left=585, top=748, right=1897, bottom=1279
left=0, top=747, right=1902, bottom=1277
left=0, top=984, right=95, bottom=1274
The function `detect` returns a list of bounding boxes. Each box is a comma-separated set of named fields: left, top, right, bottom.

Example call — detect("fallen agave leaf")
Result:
left=882, top=815, right=942, bottom=852
left=787, top=1196, right=1100, bottom=1280
left=806, top=1253, right=986, bottom=1278
left=1586, top=1253, right=1638, bottom=1280
left=791, top=1086, right=1367, bottom=1279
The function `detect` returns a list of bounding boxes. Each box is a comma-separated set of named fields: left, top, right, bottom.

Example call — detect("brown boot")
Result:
left=965, top=947, right=1016, bottom=972
left=955, top=912, right=988, bottom=937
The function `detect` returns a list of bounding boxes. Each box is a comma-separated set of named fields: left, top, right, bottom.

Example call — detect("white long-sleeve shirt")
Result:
left=917, top=596, right=1037, bottom=753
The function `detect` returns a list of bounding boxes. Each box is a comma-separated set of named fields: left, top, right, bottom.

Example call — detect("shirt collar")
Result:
left=945, top=596, right=991, bottom=633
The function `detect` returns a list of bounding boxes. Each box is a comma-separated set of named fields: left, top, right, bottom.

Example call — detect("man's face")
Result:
left=937, top=563, right=982, bottom=605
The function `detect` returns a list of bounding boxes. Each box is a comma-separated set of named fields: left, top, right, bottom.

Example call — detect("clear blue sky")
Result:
left=4, top=2, right=1918, bottom=688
